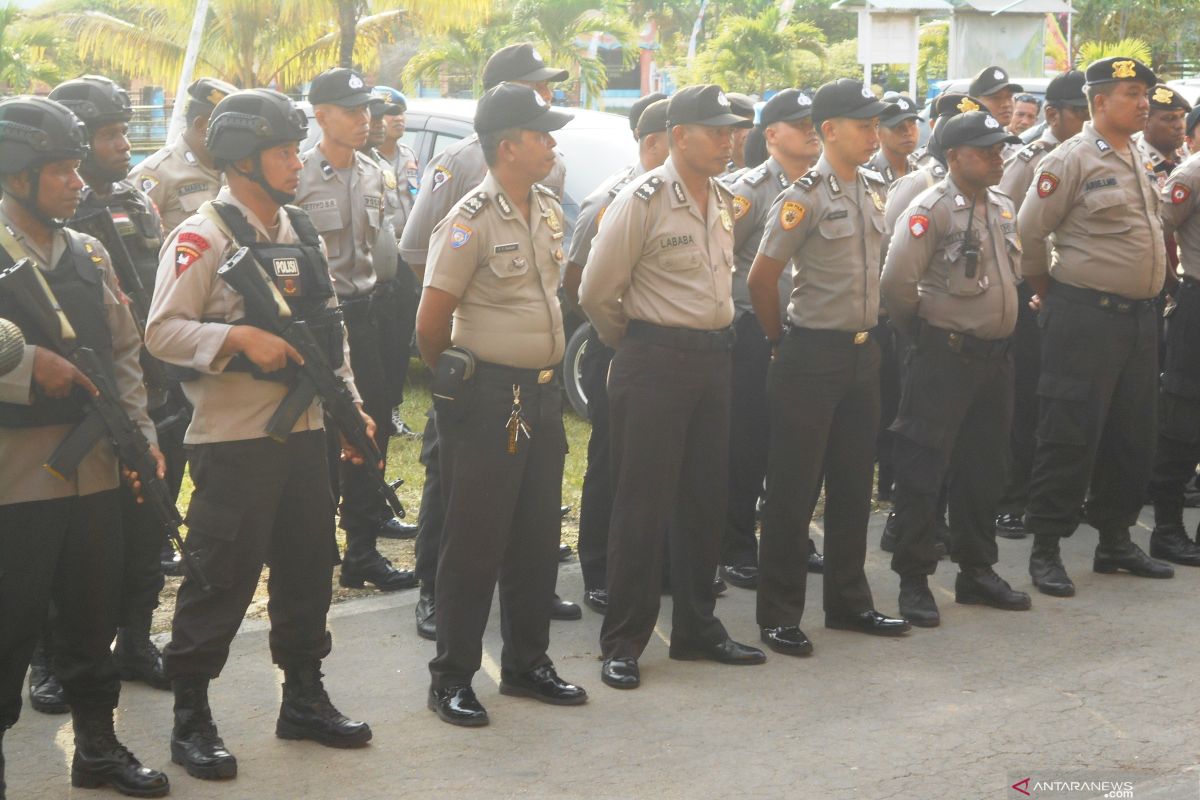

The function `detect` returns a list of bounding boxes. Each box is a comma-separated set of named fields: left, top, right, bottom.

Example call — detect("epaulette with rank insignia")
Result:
left=634, top=176, right=663, bottom=201
left=460, top=191, right=490, bottom=218
left=795, top=170, right=820, bottom=191
left=609, top=174, right=635, bottom=198
left=743, top=165, right=768, bottom=187
left=1017, top=141, right=1048, bottom=163
left=533, top=183, right=559, bottom=199
left=859, top=167, right=886, bottom=186
left=931, top=164, right=947, bottom=178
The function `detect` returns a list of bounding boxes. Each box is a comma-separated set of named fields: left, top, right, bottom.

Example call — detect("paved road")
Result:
left=7, top=509, right=1200, bottom=799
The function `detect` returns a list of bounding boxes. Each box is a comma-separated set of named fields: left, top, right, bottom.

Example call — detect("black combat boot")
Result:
left=27, top=640, right=67, bottom=714
left=1149, top=500, right=1200, bottom=566
left=1029, top=534, right=1075, bottom=596
left=276, top=663, right=372, bottom=748
left=71, top=707, right=169, bottom=797
left=114, top=614, right=170, bottom=690
left=170, top=677, right=237, bottom=780
left=955, top=565, right=1032, bottom=610
left=898, top=574, right=939, bottom=627
left=339, top=534, right=418, bottom=591
left=1095, top=528, right=1174, bottom=579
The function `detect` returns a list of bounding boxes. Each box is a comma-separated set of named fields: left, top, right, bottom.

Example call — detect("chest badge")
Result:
left=719, top=207, right=732, bottom=232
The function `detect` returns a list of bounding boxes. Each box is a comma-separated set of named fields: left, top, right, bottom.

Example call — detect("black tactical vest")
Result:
left=0, top=231, right=116, bottom=428
left=75, top=183, right=163, bottom=291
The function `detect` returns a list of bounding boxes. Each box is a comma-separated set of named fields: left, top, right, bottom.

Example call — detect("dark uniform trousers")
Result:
left=600, top=335, right=731, bottom=661
left=1025, top=284, right=1158, bottom=538
left=0, top=490, right=123, bottom=727
left=163, top=431, right=336, bottom=679
left=413, top=410, right=443, bottom=592
left=577, top=325, right=615, bottom=592
left=874, top=320, right=901, bottom=497
left=374, top=266, right=419, bottom=410
left=757, top=330, right=880, bottom=628
left=429, top=374, right=565, bottom=689
left=997, top=281, right=1041, bottom=517
left=723, top=312, right=770, bottom=569
left=1149, top=279, right=1200, bottom=515
left=333, top=295, right=393, bottom=549
left=889, top=333, right=1014, bottom=575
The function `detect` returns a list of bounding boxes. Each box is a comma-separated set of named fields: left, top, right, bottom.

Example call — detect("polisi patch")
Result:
left=450, top=222, right=473, bottom=249
left=273, top=257, right=300, bottom=277
left=1036, top=172, right=1059, bottom=198
left=908, top=213, right=930, bottom=238
left=431, top=165, right=452, bottom=192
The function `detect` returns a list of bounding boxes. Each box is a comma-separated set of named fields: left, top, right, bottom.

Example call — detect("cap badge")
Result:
left=1112, top=60, right=1137, bottom=79
left=348, top=74, right=364, bottom=89
left=206, top=88, right=227, bottom=105
left=861, top=87, right=874, bottom=99
left=717, top=91, right=730, bottom=108
left=531, top=48, right=543, bottom=63
left=984, top=115, right=1000, bottom=129
left=798, top=94, right=811, bottom=107
left=533, top=92, right=547, bottom=108
left=1153, top=86, right=1174, bottom=104
left=957, top=98, right=980, bottom=113
left=993, top=69, right=1005, bottom=81
left=898, top=98, right=911, bottom=110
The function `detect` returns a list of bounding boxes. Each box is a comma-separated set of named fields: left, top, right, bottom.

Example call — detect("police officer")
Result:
left=416, top=83, right=587, bottom=727
left=564, top=97, right=670, bottom=613
left=1146, top=146, right=1200, bottom=565
left=725, top=92, right=758, bottom=174
left=297, top=67, right=414, bottom=592
left=720, top=88, right=820, bottom=589
left=581, top=84, right=767, bottom=689
left=130, top=77, right=236, bottom=234
left=50, top=74, right=177, bottom=692
left=994, top=70, right=1089, bottom=539
left=1136, top=85, right=1191, bottom=185
left=748, top=79, right=910, bottom=654
left=869, top=95, right=920, bottom=185
left=401, top=43, right=574, bottom=640
left=146, top=88, right=374, bottom=781
left=0, top=96, right=169, bottom=798
left=362, top=89, right=419, bottom=538
left=1017, top=56, right=1174, bottom=596
left=881, top=111, right=1032, bottom=626
left=1187, top=106, right=1200, bottom=156
left=1010, top=93, right=1043, bottom=137
left=969, top=66, right=1023, bottom=158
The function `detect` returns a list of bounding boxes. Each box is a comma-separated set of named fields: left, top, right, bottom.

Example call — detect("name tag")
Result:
left=1084, top=177, right=1118, bottom=192
left=178, top=182, right=209, bottom=195
left=659, top=234, right=695, bottom=249
left=273, top=257, right=300, bottom=276
left=302, top=199, right=338, bottom=212
left=364, top=195, right=383, bottom=209
left=825, top=210, right=849, bottom=220
left=494, top=243, right=519, bottom=253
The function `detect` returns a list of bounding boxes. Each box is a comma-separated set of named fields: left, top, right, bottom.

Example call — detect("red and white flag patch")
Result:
left=908, top=213, right=930, bottom=238
left=1171, top=184, right=1191, bottom=205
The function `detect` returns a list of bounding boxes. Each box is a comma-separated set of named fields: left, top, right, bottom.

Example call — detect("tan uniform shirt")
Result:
left=758, top=156, right=888, bottom=332
left=724, top=156, right=794, bottom=317
left=145, top=187, right=357, bottom=445
left=1134, top=132, right=1180, bottom=189
left=376, top=142, right=419, bottom=239
left=568, top=163, right=639, bottom=269
left=1163, top=152, right=1200, bottom=281
left=424, top=173, right=566, bottom=369
left=884, top=160, right=946, bottom=237
left=1017, top=122, right=1166, bottom=300
left=130, top=137, right=223, bottom=235
left=866, top=148, right=917, bottom=187
left=400, top=134, right=566, bottom=266
left=579, top=156, right=736, bottom=347
left=0, top=212, right=154, bottom=504
left=882, top=175, right=1021, bottom=340
left=998, top=130, right=1059, bottom=216
left=296, top=144, right=384, bottom=298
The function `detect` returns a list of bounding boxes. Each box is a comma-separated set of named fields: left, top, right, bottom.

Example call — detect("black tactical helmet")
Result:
left=0, top=96, right=89, bottom=175
left=49, top=75, right=133, bottom=128
left=207, top=88, right=308, bottom=167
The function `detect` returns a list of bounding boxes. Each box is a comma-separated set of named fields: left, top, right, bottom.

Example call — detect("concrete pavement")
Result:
left=7, top=508, right=1200, bottom=799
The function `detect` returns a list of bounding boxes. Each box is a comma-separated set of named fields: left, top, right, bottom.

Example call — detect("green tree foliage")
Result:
left=1070, top=0, right=1197, bottom=75
left=0, top=3, right=71, bottom=91
left=511, top=0, right=639, bottom=103
left=681, top=6, right=826, bottom=94
left=1076, top=36, right=1152, bottom=67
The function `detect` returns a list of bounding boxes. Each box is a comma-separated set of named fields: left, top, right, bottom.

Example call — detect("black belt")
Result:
left=786, top=326, right=872, bottom=346
left=626, top=320, right=735, bottom=352
left=1049, top=281, right=1154, bottom=315
left=918, top=323, right=1011, bottom=359
left=338, top=293, right=373, bottom=325
left=475, top=361, right=559, bottom=388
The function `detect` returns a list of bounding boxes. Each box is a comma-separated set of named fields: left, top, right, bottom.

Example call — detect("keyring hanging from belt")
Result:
left=506, top=384, right=532, bottom=455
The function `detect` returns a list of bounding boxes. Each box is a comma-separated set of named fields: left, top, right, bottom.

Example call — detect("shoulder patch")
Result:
left=138, top=175, right=159, bottom=194
left=460, top=192, right=489, bottom=218
left=780, top=200, right=806, bottom=231
left=431, top=165, right=453, bottom=192
left=732, top=195, right=752, bottom=221
left=795, top=170, right=820, bottom=191
left=1036, top=172, right=1059, bottom=198
left=908, top=213, right=931, bottom=238
left=635, top=176, right=664, bottom=201
left=449, top=222, right=473, bottom=249
left=1171, top=184, right=1191, bottom=205
left=744, top=165, right=768, bottom=187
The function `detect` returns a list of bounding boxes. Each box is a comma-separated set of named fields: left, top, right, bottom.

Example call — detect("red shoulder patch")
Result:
left=908, top=213, right=930, bottom=239
left=177, top=231, right=210, bottom=251
left=174, top=245, right=202, bottom=276
left=1036, top=172, right=1059, bottom=198
left=1171, top=184, right=1191, bottom=205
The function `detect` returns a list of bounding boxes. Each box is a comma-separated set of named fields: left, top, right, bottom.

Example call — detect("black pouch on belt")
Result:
left=431, top=346, right=476, bottom=422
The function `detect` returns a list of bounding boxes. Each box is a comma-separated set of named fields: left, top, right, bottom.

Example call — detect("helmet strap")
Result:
left=232, top=153, right=295, bottom=206
left=10, top=167, right=68, bottom=230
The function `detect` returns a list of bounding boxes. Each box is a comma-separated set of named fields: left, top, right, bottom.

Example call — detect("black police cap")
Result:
left=1187, top=106, right=1200, bottom=137
left=969, top=66, right=1023, bottom=98
left=667, top=85, right=753, bottom=129
left=187, top=77, right=238, bottom=112
left=759, top=89, right=813, bottom=128
left=474, top=82, right=572, bottom=135
left=1044, top=70, right=1087, bottom=108
left=309, top=67, right=373, bottom=107
left=880, top=95, right=919, bottom=128
left=1084, top=56, right=1156, bottom=88
left=726, top=92, right=757, bottom=121
left=938, top=110, right=1020, bottom=150
left=369, top=88, right=403, bottom=118
left=811, top=79, right=888, bottom=128
left=933, top=92, right=983, bottom=118
left=1149, top=84, right=1192, bottom=113
left=483, top=44, right=568, bottom=90
left=635, top=99, right=670, bottom=137
left=629, top=92, right=667, bottom=132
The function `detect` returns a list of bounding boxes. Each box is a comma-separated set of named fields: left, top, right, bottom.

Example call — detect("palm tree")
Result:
left=510, top=0, right=640, bottom=105
left=1076, top=37, right=1152, bottom=68
left=401, top=16, right=513, bottom=97
left=0, top=3, right=72, bottom=91
left=32, top=0, right=486, bottom=90
left=685, top=6, right=825, bottom=95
